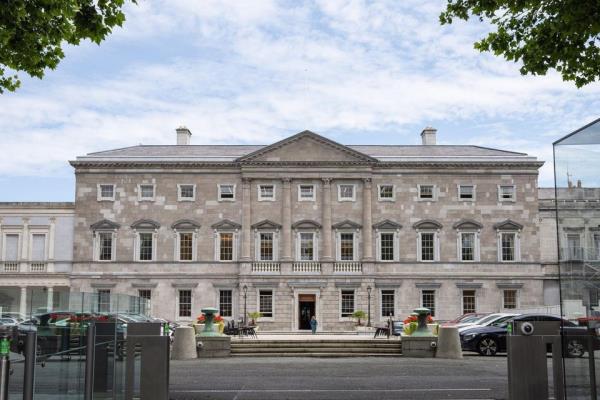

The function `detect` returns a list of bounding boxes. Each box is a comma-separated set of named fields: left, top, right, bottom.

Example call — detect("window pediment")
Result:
left=373, top=219, right=402, bottom=230
left=412, top=219, right=443, bottom=230
left=251, top=219, right=282, bottom=230
left=452, top=219, right=483, bottom=230
left=493, top=219, right=523, bottom=231
left=131, top=219, right=160, bottom=230
left=211, top=219, right=242, bottom=230
left=171, top=219, right=201, bottom=230
left=332, top=220, right=362, bottom=230
left=90, top=219, right=120, bottom=230
left=292, top=219, right=322, bottom=229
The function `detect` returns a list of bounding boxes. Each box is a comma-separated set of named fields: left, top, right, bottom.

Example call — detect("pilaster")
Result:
left=241, top=178, right=252, bottom=261
left=362, top=178, right=374, bottom=261
left=281, top=178, right=292, bottom=261
left=321, top=178, right=333, bottom=261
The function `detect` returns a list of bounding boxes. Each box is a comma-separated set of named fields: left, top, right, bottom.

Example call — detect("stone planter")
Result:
left=402, top=336, right=438, bottom=358
left=196, top=335, right=231, bottom=358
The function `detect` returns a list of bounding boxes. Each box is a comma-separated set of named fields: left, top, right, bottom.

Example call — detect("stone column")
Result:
left=362, top=178, right=374, bottom=261
left=46, top=287, right=54, bottom=312
left=281, top=178, right=292, bottom=261
left=241, top=178, right=252, bottom=261
left=20, top=287, right=27, bottom=317
left=321, top=178, right=333, bottom=261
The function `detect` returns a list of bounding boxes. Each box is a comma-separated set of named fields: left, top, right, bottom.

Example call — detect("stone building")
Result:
left=69, top=128, right=549, bottom=330
left=0, top=202, right=74, bottom=316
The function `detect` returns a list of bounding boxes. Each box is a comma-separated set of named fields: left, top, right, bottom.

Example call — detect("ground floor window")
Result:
left=97, top=289, right=111, bottom=313
left=381, top=290, right=395, bottom=317
left=340, top=290, right=355, bottom=317
left=503, top=289, right=517, bottom=309
left=462, top=290, right=476, bottom=314
left=219, top=290, right=233, bottom=317
left=259, top=290, right=273, bottom=318
left=178, top=290, right=192, bottom=318
left=421, top=290, right=435, bottom=317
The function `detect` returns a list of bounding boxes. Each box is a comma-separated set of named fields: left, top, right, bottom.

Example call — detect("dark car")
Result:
left=460, top=314, right=599, bottom=357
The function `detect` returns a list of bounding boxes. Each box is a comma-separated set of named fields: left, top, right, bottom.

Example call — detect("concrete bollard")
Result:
left=435, top=326, right=463, bottom=359
left=171, top=326, right=197, bottom=360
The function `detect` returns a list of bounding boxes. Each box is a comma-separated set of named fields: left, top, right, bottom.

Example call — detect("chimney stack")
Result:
left=176, top=126, right=192, bottom=145
left=421, top=127, right=437, bottom=145
left=577, top=180, right=582, bottom=188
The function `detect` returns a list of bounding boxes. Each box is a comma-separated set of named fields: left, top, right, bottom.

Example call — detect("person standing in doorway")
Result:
left=310, top=316, right=318, bottom=334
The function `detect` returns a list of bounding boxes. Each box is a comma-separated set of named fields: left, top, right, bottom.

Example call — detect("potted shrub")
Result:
left=196, top=313, right=225, bottom=334
left=247, top=311, right=262, bottom=326
left=352, top=310, right=367, bottom=326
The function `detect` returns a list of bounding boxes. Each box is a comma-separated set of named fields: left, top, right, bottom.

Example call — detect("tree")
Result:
left=440, top=1, right=600, bottom=87
left=0, top=0, right=135, bottom=93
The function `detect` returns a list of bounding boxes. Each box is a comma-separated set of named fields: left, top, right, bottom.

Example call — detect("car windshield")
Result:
left=473, top=314, right=500, bottom=325
left=459, top=315, right=482, bottom=323
left=487, top=315, right=515, bottom=325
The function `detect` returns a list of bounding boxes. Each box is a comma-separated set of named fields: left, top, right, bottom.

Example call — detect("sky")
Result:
left=1, top=0, right=599, bottom=201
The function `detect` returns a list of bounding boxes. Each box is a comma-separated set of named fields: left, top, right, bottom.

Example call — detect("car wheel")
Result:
left=566, top=340, right=585, bottom=358
left=477, top=337, right=498, bottom=356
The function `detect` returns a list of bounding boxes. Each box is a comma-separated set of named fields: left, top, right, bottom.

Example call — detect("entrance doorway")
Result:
left=298, top=294, right=316, bottom=330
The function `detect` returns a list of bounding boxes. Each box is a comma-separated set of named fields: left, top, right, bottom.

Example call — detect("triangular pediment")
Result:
left=493, top=219, right=523, bottom=231
left=90, top=219, right=120, bottom=230
left=171, top=219, right=201, bottom=230
left=251, top=219, right=282, bottom=230
left=211, top=219, right=242, bottom=230
left=292, top=219, right=322, bottom=229
left=373, top=219, right=402, bottom=230
left=332, top=220, right=362, bottom=230
left=452, top=219, right=483, bottom=230
left=237, top=131, right=377, bottom=164
left=131, top=219, right=160, bottom=230
left=412, top=219, right=443, bottom=230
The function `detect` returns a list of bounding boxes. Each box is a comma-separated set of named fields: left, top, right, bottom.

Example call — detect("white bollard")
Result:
left=435, top=326, right=463, bottom=359
left=171, top=326, right=197, bottom=360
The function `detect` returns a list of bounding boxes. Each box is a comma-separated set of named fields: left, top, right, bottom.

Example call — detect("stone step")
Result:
left=231, top=340, right=400, bottom=345
left=232, top=352, right=401, bottom=358
left=231, top=342, right=401, bottom=349
left=231, top=347, right=401, bottom=353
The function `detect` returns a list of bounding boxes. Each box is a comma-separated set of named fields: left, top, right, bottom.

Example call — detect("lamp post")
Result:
left=243, top=285, right=248, bottom=326
left=367, top=285, right=372, bottom=327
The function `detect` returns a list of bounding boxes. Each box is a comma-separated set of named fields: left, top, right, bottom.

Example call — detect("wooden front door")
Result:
left=298, top=294, right=316, bottom=330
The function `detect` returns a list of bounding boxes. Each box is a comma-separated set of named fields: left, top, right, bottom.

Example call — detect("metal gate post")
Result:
left=84, top=323, right=96, bottom=400
left=22, top=331, right=36, bottom=400
left=0, top=328, right=10, bottom=400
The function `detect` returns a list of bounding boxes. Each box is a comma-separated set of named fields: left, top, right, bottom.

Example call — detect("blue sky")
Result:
left=1, top=0, right=599, bottom=201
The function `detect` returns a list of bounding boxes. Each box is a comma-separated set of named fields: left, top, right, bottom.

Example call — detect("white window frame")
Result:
left=257, top=289, right=274, bottom=320
left=457, top=184, right=476, bottom=201
left=97, top=184, right=115, bottom=201
left=177, top=184, right=196, bottom=202
left=417, top=231, right=440, bottom=262
left=497, top=231, right=521, bottom=262
left=502, top=289, right=519, bottom=310
left=377, top=184, right=395, bottom=201
left=336, top=231, right=359, bottom=261
left=218, top=184, right=236, bottom=201
left=218, top=289, right=234, bottom=318
left=375, top=230, right=399, bottom=262
left=420, top=289, right=437, bottom=317
left=96, top=289, right=112, bottom=313
left=295, top=231, right=319, bottom=261
left=298, top=184, right=316, bottom=202
left=339, top=289, right=356, bottom=320
left=214, top=231, right=238, bottom=262
left=337, top=184, right=356, bottom=202
left=137, top=184, right=156, bottom=201
left=1, top=232, right=21, bottom=261
left=257, top=184, right=276, bottom=202
left=134, top=231, right=157, bottom=262
left=177, top=289, right=193, bottom=320
left=28, top=231, right=48, bottom=261
left=254, top=231, right=279, bottom=261
left=94, top=231, right=116, bottom=262
left=380, top=288, right=396, bottom=319
left=175, top=231, right=197, bottom=262
left=457, top=231, right=480, bottom=262
left=498, top=185, right=516, bottom=202
left=417, top=184, right=437, bottom=201
left=461, top=289, right=477, bottom=314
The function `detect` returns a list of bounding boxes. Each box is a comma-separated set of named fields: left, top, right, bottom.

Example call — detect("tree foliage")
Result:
left=440, top=1, right=600, bottom=87
left=0, top=0, right=134, bottom=93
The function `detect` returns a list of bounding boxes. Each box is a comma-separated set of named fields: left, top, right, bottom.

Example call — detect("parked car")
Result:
left=460, top=314, right=599, bottom=357
left=0, top=317, right=19, bottom=327
left=443, top=313, right=490, bottom=326
left=457, top=313, right=519, bottom=332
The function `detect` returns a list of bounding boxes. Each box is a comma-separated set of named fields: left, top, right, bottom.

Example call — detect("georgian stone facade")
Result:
left=69, top=128, right=550, bottom=330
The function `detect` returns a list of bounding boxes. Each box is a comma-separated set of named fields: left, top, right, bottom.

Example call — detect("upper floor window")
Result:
left=593, top=233, right=600, bottom=260
left=460, top=232, right=476, bottom=261
left=259, top=232, right=274, bottom=261
left=378, top=185, right=395, bottom=201
left=298, top=232, right=316, bottom=261
left=31, top=234, right=47, bottom=261
left=212, top=220, right=241, bottom=261
left=298, top=184, right=316, bottom=201
left=178, top=232, right=194, bottom=261
left=498, top=185, right=516, bottom=202
left=91, top=219, right=120, bottom=262
left=178, top=184, right=196, bottom=201
left=458, top=185, right=475, bottom=201
left=338, top=184, right=356, bottom=201
left=419, top=232, right=436, bottom=261
left=97, top=184, right=115, bottom=201
left=500, top=232, right=517, bottom=261
left=258, top=184, right=275, bottom=201
left=418, top=184, right=436, bottom=201
left=98, top=232, right=114, bottom=261
left=219, top=233, right=234, bottom=261
left=379, top=232, right=395, bottom=261
left=138, top=184, right=155, bottom=201
left=218, top=184, right=235, bottom=201
left=138, top=232, right=154, bottom=261
left=339, top=233, right=355, bottom=261
left=3, top=234, right=20, bottom=261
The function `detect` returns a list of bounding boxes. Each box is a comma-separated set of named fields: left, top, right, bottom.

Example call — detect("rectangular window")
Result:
left=31, top=234, right=46, bottom=261
left=459, top=185, right=474, bottom=200
left=420, top=233, right=435, bottom=261
left=178, top=184, right=195, bottom=201
left=501, top=233, right=516, bottom=261
left=566, top=234, right=582, bottom=260
left=258, top=185, right=275, bottom=201
left=378, top=185, right=394, bottom=200
left=300, top=232, right=314, bottom=261
left=219, top=233, right=233, bottom=261
left=340, top=233, right=354, bottom=261
left=460, top=232, right=475, bottom=261
left=139, top=184, right=155, bottom=200
left=299, top=185, right=315, bottom=201
left=421, top=290, right=436, bottom=317
left=139, top=233, right=153, bottom=261
left=218, top=184, right=235, bottom=200
left=462, top=290, right=476, bottom=314
left=179, top=232, right=193, bottom=261
left=341, top=290, right=355, bottom=317
left=418, top=185, right=434, bottom=200
left=98, top=184, right=115, bottom=201
left=594, top=234, right=600, bottom=260
left=259, top=290, right=273, bottom=318
left=219, top=290, right=233, bottom=317
left=338, top=184, right=355, bottom=201
left=178, top=290, right=192, bottom=318
left=503, top=289, right=517, bottom=309
left=381, top=290, right=395, bottom=317
left=259, top=233, right=274, bottom=261
left=380, top=233, right=395, bottom=261
left=99, top=232, right=113, bottom=261
left=138, top=289, right=151, bottom=300
left=97, top=289, right=111, bottom=313
left=499, top=185, right=515, bottom=201
left=5, top=234, right=19, bottom=261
